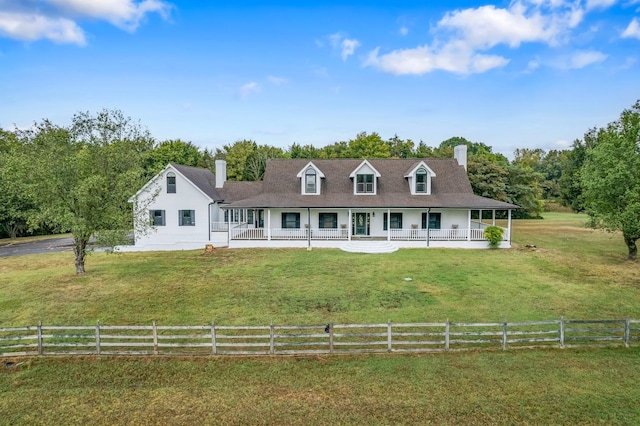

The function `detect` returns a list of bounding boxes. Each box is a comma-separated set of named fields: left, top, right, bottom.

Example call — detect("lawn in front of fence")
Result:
left=2, top=349, right=640, bottom=425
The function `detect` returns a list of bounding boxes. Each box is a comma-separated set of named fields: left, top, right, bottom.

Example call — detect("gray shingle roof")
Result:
left=171, top=163, right=223, bottom=201
left=226, top=158, right=518, bottom=210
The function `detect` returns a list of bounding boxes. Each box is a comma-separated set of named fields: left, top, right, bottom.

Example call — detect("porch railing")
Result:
left=228, top=227, right=507, bottom=242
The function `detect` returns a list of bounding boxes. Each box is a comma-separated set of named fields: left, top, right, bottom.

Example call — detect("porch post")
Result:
left=267, top=209, right=271, bottom=241
left=348, top=209, right=352, bottom=241
left=307, top=208, right=311, bottom=250
left=507, top=209, right=512, bottom=243
left=387, top=208, right=391, bottom=241
left=227, top=209, right=232, bottom=243
left=479, top=209, right=483, bottom=226
left=426, top=209, right=430, bottom=247
left=467, top=210, right=471, bottom=242
left=492, top=210, right=496, bottom=226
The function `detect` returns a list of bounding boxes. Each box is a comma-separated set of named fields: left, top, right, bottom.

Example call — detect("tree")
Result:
left=0, top=130, right=37, bottom=238
left=16, top=110, right=154, bottom=274
left=344, top=132, right=391, bottom=158
left=505, top=163, right=544, bottom=218
left=289, top=142, right=322, bottom=159
left=148, top=139, right=204, bottom=174
left=387, top=134, right=415, bottom=158
left=214, top=139, right=258, bottom=181
left=244, top=145, right=285, bottom=181
left=467, top=157, right=509, bottom=201
left=559, top=139, right=588, bottom=212
left=581, top=100, right=640, bottom=260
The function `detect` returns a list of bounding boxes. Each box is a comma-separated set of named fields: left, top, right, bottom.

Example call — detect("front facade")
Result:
left=123, top=146, right=518, bottom=252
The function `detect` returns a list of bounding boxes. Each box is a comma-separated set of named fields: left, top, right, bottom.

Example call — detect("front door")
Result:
left=353, top=212, right=370, bottom=236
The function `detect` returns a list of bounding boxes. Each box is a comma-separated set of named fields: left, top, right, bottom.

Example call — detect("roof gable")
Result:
left=349, top=159, right=381, bottom=178
left=404, top=160, right=436, bottom=178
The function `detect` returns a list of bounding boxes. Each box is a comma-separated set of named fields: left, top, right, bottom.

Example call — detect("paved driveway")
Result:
left=0, top=237, right=76, bottom=257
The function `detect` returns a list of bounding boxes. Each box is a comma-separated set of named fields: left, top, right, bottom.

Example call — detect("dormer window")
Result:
left=305, top=169, right=317, bottom=193
left=297, top=162, right=325, bottom=195
left=166, top=172, right=176, bottom=193
left=350, top=160, right=381, bottom=195
left=405, top=161, right=435, bottom=195
left=415, top=168, right=427, bottom=193
left=356, top=174, right=374, bottom=193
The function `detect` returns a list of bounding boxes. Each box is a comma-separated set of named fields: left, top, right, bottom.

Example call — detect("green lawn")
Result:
left=0, top=212, right=637, bottom=326
left=1, top=213, right=639, bottom=424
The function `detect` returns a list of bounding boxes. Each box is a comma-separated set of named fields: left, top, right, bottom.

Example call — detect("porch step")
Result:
left=340, top=241, right=399, bottom=254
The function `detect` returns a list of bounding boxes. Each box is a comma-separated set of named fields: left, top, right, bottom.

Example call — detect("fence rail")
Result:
left=1, top=318, right=639, bottom=357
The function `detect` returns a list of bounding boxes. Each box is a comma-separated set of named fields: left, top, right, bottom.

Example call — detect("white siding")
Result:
left=132, top=167, right=214, bottom=248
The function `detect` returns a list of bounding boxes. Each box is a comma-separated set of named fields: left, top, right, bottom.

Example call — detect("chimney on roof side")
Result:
left=215, top=160, right=227, bottom=188
left=454, top=145, right=467, bottom=171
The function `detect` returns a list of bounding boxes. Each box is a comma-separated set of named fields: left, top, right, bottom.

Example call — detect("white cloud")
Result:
left=328, top=32, right=360, bottom=61
left=364, top=0, right=598, bottom=75
left=238, top=82, right=260, bottom=99
left=47, top=0, right=171, bottom=31
left=0, top=0, right=171, bottom=44
left=0, top=11, right=86, bottom=45
left=399, top=26, right=409, bottom=36
left=554, top=139, right=571, bottom=148
left=437, top=4, right=561, bottom=49
left=340, top=38, right=360, bottom=61
left=622, top=18, right=640, bottom=39
left=526, top=59, right=541, bottom=72
left=585, top=0, right=618, bottom=10
left=267, top=76, right=288, bottom=86
left=364, top=44, right=510, bottom=75
left=569, top=50, right=607, bottom=68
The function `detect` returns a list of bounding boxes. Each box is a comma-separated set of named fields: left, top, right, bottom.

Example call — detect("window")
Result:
left=416, top=167, right=427, bottom=193
left=422, top=212, right=441, bottom=229
left=305, top=169, right=317, bottom=193
left=383, top=213, right=403, bottom=230
left=150, top=210, right=165, bottom=226
left=356, top=174, right=374, bottom=193
left=318, top=213, right=338, bottom=229
left=281, top=212, right=300, bottom=229
left=179, top=210, right=195, bottom=226
left=166, top=172, right=176, bottom=193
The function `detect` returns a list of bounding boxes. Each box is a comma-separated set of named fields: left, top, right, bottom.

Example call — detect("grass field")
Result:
left=1, top=212, right=640, bottom=424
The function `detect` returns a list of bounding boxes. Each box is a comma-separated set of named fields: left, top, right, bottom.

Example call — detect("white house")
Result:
left=122, top=145, right=518, bottom=252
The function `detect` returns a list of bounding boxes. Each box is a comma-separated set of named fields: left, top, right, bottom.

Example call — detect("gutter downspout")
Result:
left=508, top=209, right=512, bottom=245
left=208, top=202, right=213, bottom=241
left=307, top=208, right=311, bottom=251
left=426, top=208, right=430, bottom=247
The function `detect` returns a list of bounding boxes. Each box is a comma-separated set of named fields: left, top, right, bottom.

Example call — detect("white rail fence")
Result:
left=1, top=318, right=638, bottom=357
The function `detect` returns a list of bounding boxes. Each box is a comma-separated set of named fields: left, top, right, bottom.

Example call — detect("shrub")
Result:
left=484, top=226, right=504, bottom=249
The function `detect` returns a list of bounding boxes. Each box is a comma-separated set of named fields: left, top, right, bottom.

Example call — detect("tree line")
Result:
left=0, top=101, right=638, bottom=273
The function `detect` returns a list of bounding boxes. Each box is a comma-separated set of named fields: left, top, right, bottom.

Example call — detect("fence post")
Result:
left=559, top=316, right=565, bottom=348
left=152, top=320, right=158, bottom=355
left=624, top=318, right=630, bottom=348
left=329, top=323, right=334, bottom=354
left=502, top=320, right=507, bottom=351
left=95, top=321, right=101, bottom=355
left=211, top=321, right=217, bottom=354
left=387, top=320, right=392, bottom=352
left=445, top=318, right=450, bottom=351
left=37, top=320, right=43, bottom=355
left=270, top=322, right=275, bottom=355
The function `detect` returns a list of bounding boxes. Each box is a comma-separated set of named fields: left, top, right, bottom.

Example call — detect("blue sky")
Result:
left=1, top=1, right=638, bottom=158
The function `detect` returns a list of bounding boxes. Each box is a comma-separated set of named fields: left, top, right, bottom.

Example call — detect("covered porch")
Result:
left=212, top=207, right=512, bottom=249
